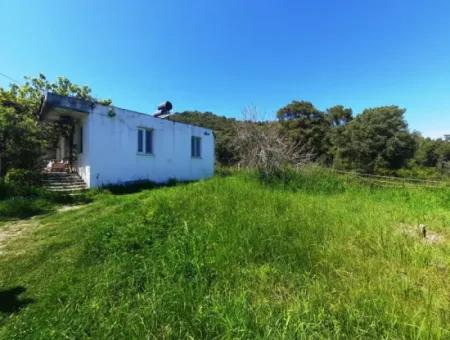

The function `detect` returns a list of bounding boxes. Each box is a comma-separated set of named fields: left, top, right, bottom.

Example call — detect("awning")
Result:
left=39, top=92, right=93, bottom=121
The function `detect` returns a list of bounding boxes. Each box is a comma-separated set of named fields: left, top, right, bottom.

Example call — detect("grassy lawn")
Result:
left=0, top=169, right=449, bottom=338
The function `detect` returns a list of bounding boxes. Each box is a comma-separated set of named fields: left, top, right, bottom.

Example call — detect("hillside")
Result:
left=0, top=170, right=449, bottom=338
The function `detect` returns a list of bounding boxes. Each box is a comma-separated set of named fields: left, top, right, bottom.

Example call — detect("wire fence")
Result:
left=331, top=169, right=450, bottom=188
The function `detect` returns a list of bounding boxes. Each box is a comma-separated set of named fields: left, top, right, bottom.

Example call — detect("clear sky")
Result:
left=1, top=0, right=450, bottom=138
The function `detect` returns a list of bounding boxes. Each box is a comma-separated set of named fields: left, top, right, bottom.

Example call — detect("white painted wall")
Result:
left=81, top=104, right=214, bottom=188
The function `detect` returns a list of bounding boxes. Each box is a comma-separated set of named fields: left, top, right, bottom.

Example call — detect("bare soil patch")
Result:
left=0, top=205, right=86, bottom=255
left=400, top=223, right=445, bottom=245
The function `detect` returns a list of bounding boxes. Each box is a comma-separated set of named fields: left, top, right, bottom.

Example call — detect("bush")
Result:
left=0, top=197, right=54, bottom=219
left=0, top=173, right=93, bottom=220
left=0, top=177, right=43, bottom=199
left=5, top=168, right=42, bottom=186
left=394, top=167, right=447, bottom=180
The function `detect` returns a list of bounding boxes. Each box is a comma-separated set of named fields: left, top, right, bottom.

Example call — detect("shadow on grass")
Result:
left=0, top=286, right=34, bottom=315
left=102, top=179, right=193, bottom=195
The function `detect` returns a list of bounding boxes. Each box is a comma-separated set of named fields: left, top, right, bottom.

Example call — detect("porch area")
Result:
left=40, top=92, right=91, bottom=190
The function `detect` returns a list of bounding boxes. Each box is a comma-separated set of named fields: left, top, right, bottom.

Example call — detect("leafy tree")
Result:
left=335, top=106, right=416, bottom=172
left=435, top=140, right=450, bottom=172
left=277, top=100, right=330, bottom=162
left=324, top=105, right=353, bottom=164
left=413, top=135, right=440, bottom=167
left=0, top=95, right=47, bottom=174
left=325, top=105, right=353, bottom=127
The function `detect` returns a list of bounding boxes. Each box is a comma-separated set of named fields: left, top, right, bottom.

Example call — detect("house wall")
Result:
left=83, top=105, right=214, bottom=188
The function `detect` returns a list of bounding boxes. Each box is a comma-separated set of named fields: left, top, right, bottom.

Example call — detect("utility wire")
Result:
left=0, top=72, right=23, bottom=85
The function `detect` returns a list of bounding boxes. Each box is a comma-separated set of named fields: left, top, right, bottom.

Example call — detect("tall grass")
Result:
left=0, top=169, right=449, bottom=338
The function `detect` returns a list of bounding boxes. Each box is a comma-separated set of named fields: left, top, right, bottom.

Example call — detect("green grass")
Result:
left=0, top=180, right=94, bottom=222
left=0, top=169, right=449, bottom=339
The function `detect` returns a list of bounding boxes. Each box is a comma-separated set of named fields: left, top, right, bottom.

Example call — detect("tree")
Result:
left=0, top=97, right=47, bottom=174
left=324, top=105, right=353, bottom=164
left=0, top=74, right=111, bottom=175
left=435, top=140, right=450, bottom=172
left=335, top=106, right=416, bottom=172
left=325, top=105, right=353, bottom=128
left=277, top=100, right=330, bottom=162
left=413, top=135, right=440, bottom=167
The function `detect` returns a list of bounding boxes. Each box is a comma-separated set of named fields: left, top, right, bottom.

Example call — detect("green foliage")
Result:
left=325, top=105, right=353, bottom=127
left=0, top=197, right=54, bottom=219
left=0, top=96, right=48, bottom=173
left=168, top=103, right=446, bottom=178
left=334, top=106, right=417, bottom=172
left=277, top=100, right=330, bottom=162
left=0, top=172, right=449, bottom=338
left=394, top=166, right=447, bottom=180
left=5, top=168, right=41, bottom=186
left=414, top=136, right=440, bottom=167
left=325, top=105, right=353, bottom=164
left=0, top=177, right=93, bottom=220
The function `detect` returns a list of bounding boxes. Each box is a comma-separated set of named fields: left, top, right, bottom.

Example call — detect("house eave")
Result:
left=40, top=92, right=93, bottom=121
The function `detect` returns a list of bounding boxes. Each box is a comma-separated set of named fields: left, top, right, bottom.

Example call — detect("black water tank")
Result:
left=157, top=101, right=173, bottom=112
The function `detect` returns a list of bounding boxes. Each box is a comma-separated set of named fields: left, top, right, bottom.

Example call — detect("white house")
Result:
left=40, top=93, right=214, bottom=188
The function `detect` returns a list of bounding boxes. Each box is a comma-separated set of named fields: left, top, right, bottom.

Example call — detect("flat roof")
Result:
left=39, top=92, right=213, bottom=132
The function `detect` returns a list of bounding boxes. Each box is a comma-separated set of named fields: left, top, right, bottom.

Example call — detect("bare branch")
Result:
left=233, top=107, right=312, bottom=177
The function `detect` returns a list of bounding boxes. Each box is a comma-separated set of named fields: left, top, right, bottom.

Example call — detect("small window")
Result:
left=191, top=136, right=201, bottom=158
left=138, top=128, right=153, bottom=154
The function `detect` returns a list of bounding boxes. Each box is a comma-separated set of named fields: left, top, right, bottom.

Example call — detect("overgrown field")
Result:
left=0, top=170, right=449, bottom=339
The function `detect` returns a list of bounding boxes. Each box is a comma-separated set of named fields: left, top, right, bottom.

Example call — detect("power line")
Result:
left=0, top=72, right=22, bottom=85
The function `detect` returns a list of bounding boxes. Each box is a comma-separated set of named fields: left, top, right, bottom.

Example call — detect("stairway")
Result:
left=42, top=172, right=87, bottom=193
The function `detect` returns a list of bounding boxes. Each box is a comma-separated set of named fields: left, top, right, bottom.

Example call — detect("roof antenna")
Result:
left=153, top=101, right=173, bottom=119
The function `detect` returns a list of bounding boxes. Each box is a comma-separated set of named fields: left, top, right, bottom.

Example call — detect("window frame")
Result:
left=137, top=127, right=154, bottom=155
left=191, top=136, right=202, bottom=158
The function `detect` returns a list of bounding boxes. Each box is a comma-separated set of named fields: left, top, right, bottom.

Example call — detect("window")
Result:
left=137, top=129, right=143, bottom=153
left=191, top=136, right=201, bottom=158
left=138, top=128, right=153, bottom=154
left=145, top=129, right=152, bottom=154
left=78, top=126, right=83, bottom=154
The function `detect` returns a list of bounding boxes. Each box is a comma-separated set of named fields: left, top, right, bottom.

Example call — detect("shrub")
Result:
left=233, top=109, right=310, bottom=179
left=0, top=175, right=42, bottom=199
left=0, top=197, right=54, bottom=219
left=5, top=168, right=42, bottom=186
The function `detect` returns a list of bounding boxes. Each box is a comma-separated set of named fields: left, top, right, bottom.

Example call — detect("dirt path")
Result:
left=0, top=205, right=85, bottom=255
left=0, top=219, right=40, bottom=255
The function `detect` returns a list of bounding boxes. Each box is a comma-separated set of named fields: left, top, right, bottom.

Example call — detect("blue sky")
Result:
left=1, top=0, right=450, bottom=138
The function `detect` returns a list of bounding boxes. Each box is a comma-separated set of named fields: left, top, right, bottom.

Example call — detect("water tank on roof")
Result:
left=154, top=101, right=173, bottom=118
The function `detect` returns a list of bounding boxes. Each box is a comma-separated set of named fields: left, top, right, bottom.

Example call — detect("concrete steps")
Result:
left=42, top=172, right=87, bottom=193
